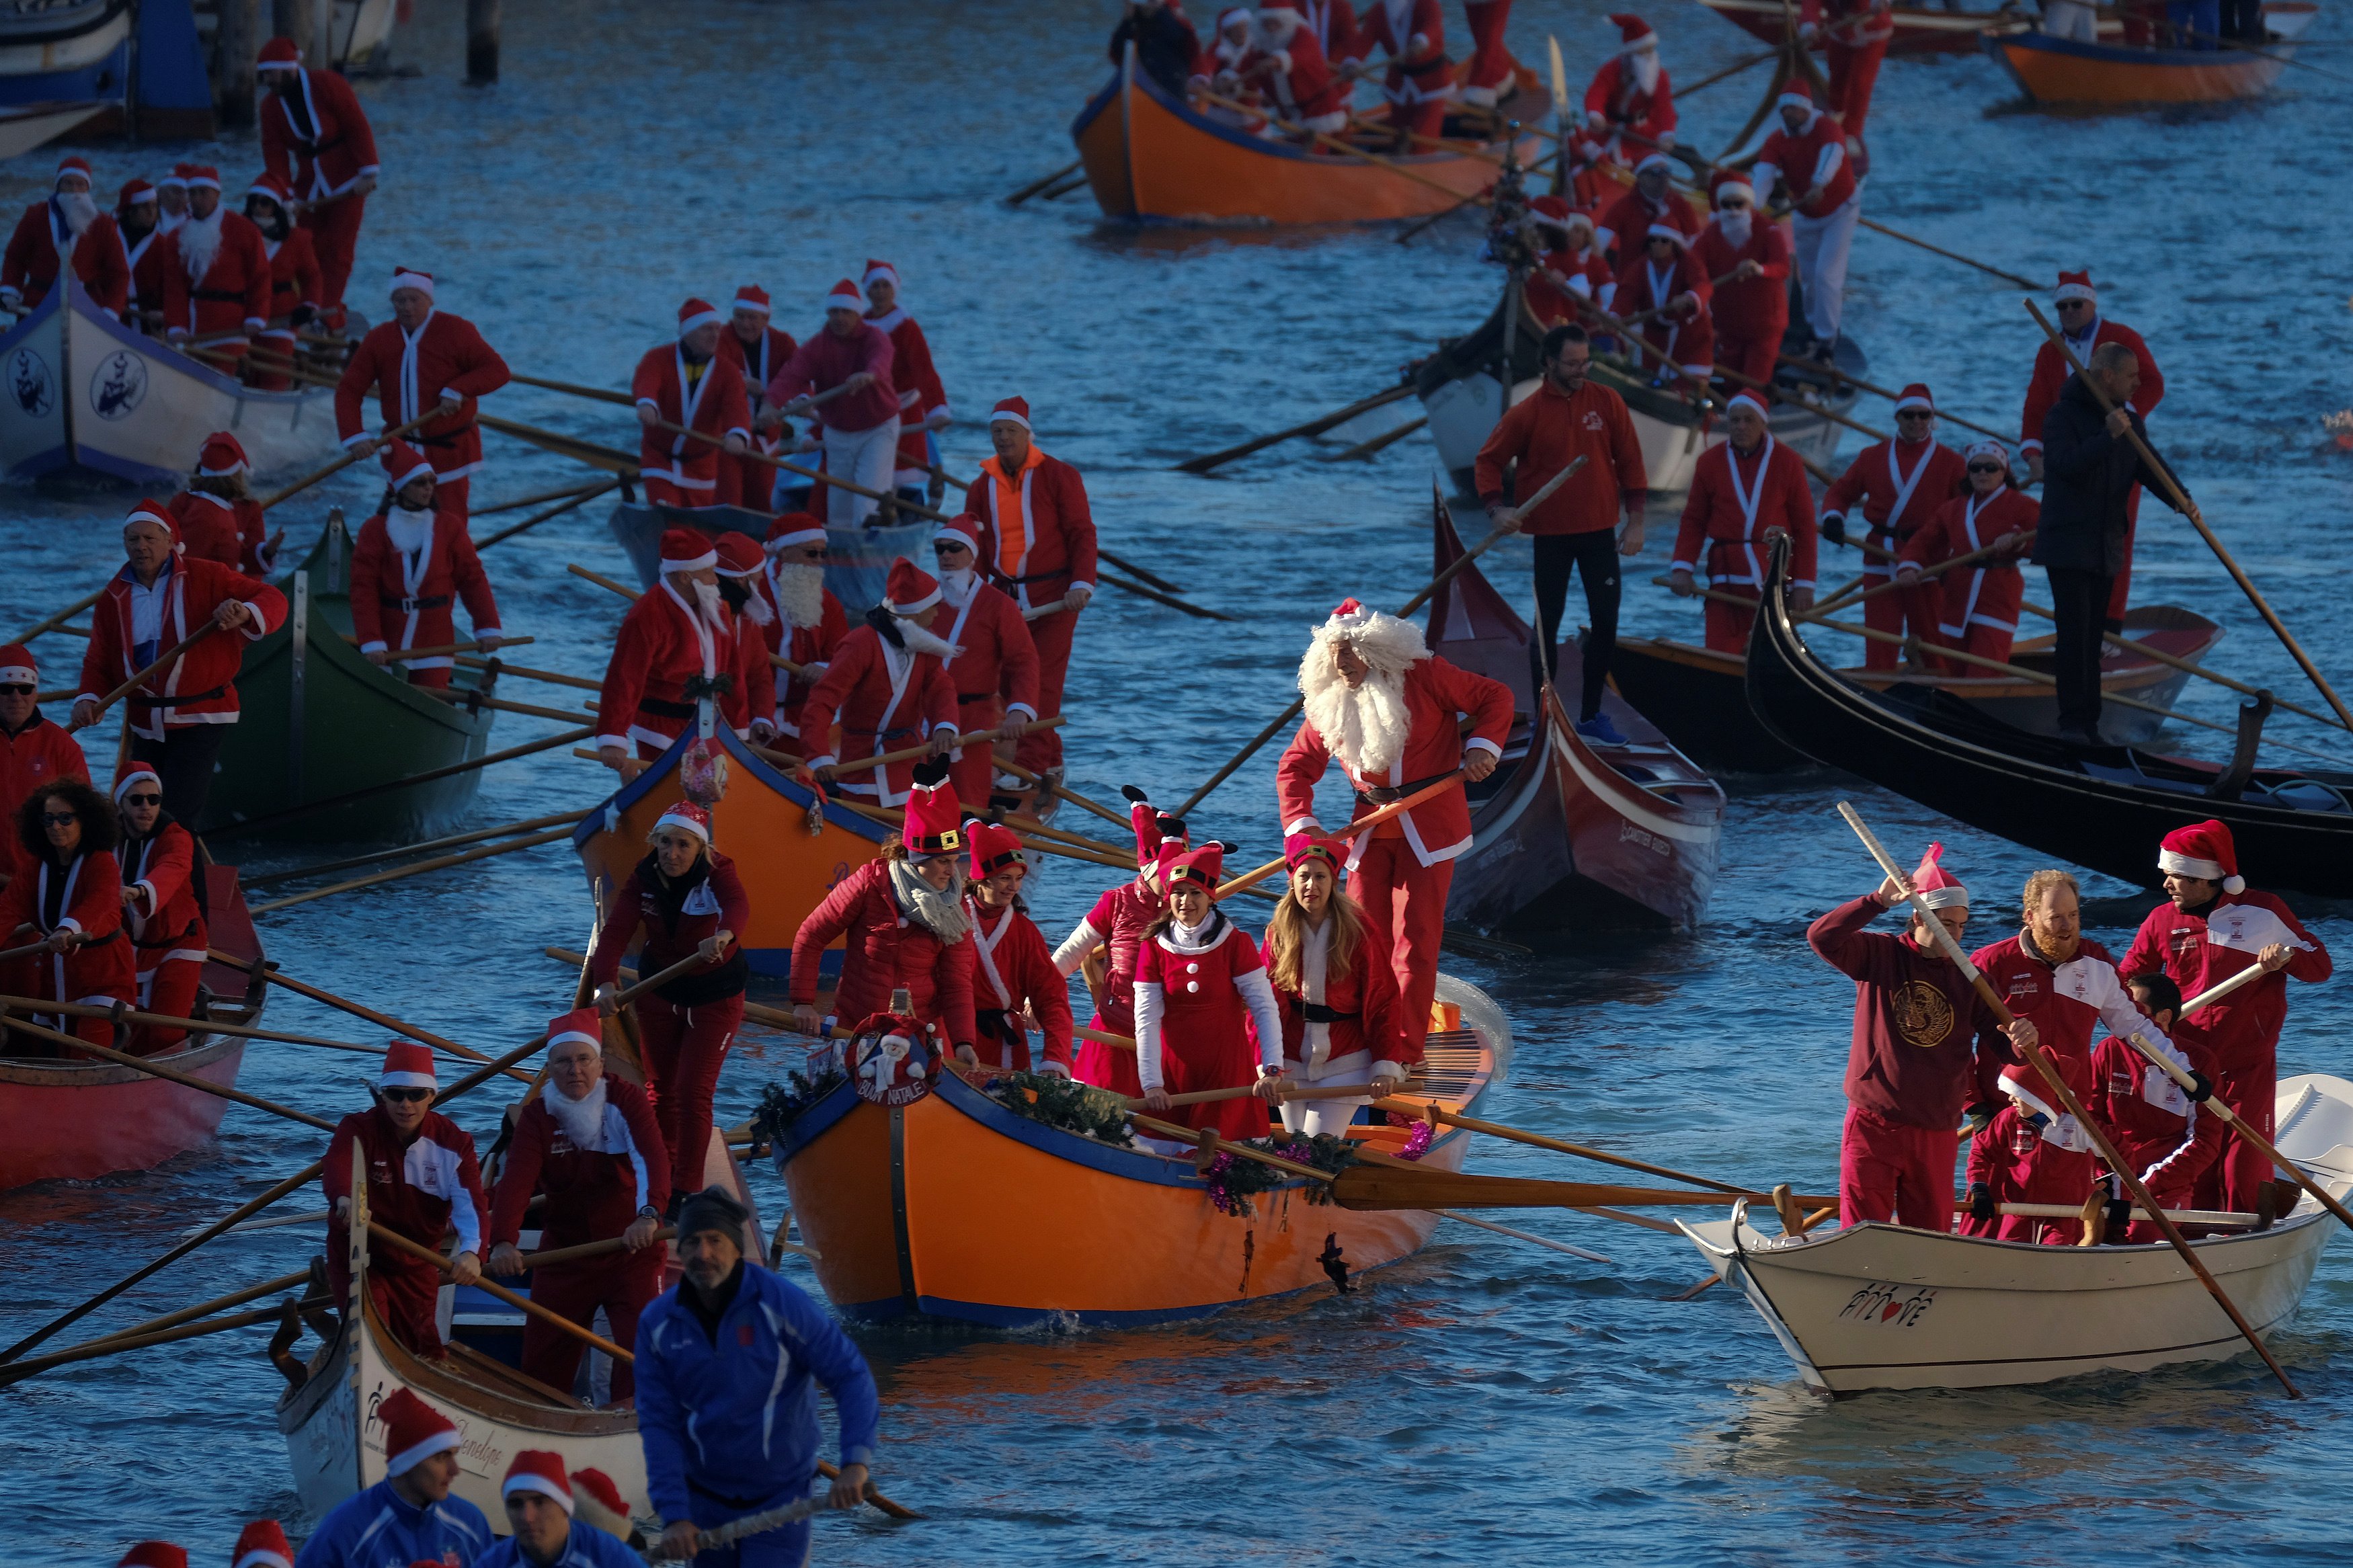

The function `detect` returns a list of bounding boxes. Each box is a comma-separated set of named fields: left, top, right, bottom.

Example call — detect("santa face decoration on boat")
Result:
left=848, top=1012, right=941, bottom=1106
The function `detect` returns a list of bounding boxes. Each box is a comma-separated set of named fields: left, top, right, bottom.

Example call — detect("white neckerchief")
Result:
left=1162, top=907, right=1230, bottom=954
left=1885, top=436, right=1938, bottom=530
left=1644, top=259, right=1676, bottom=311
left=671, top=345, right=713, bottom=457
left=1300, top=917, right=1334, bottom=1069
left=967, top=899, right=1018, bottom=1008
left=546, top=1075, right=613, bottom=1151
left=657, top=578, right=719, bottom=682
left=1726, top=437, right=1775, bottom=536
left=397, top=309, right=436, bottom=424
left=1381, top=0, right=1412, bottom=46
left=941, top=574, right=984, bottom=665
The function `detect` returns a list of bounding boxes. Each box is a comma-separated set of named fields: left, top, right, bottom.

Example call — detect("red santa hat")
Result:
left=1121, top=784, right=1188, bottom=864
left=1609, top=12, right=1657, bottom=50
left=53, top=154, right=92, bottom=190
left=654, top=799, right=713, bottom=845
left=1710, top=168, right=1755, bottom=207
left=764, top=511, right=828, bottom=552
left=677, top=297, right=723, bottom=336
left=1776, top=77, right=1816, bottom=109
left=659, top=527, right=718, bottom=573
left=0, top=643, right=34, bottom=686
left=1726, top=389, right=1771, bottom=417
left=1909, top=841, right=1968, bottom=911
left=380, top=439, right=434, bottom=492
left=1964, top=437, right=2010, bottom=466
left=118, top=177, right=155, bottom=208
left=713, top=533, right=766, bottom=578
left=116, top=1546, right=186, bottom=1568
left=2055, top=269, right=2096, bottom=304
left=989, top=396, right=1032, bottom=431
left=966, top=818, right=1024, bottom=880
left=883, top=557, right=942, bottom=616
left=182, top=165, right=221, bottom=191
left=2158, top=819, right=2243, bottom=895
left=256, top=36, right=302, bottom=68
left=198, top=431, right=249, bottom=477
left=1285, top=832, right=1347, bottom=872
left=502, top=1450, right=574, bottom=1513
left=247, top=172, right=294, bottom=210
left=390, top=265, right=435, bottom=298
left=932, top=515, right=983, bottom=554
left=1528, top=194, right=1574, bottom=231
left=569, top=1470, right=632, bottom=1538
left=1644, top=218, right=1687, bottom=246
left=377, top=1039, right=438, bottom=1091
left=903, top=759, right=963, bottom=857
left=230, top=1522, right=292, bottom=1568
left=1995, top=1063, right=2065, bottom=1127
left=1167, top=843, right=1227, bottom=895
left=547, top=1007, right=602, bottom=1055
left=823, top=278, right=863, bottom=312
left=378, top=1388, right=462, bottom=1476
left=113, top=764, right=163, bottom=804
left=1632, top=151, right=1671, bottom=175
left=863, top=259, right=900, bottom=290
left=1892, top=383, right=1933, bottom=415
left=731, top=284, right=771, bottom=316
left=124, top=499, right=181, bottom=548
left=159, top=166, right=190, bottom=192
left=1215, top=4, right=1251, bottom=33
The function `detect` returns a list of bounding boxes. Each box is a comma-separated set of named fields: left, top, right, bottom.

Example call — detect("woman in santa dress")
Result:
left=1525, top=201, right=1616, bottom=330
left=1135, top=842, right=1289, bottom=1142
left=1261, top=835, right=1408, bottom=1137
left=0, top=776, right=133, bottom=1050
left=1053, top=786, right=1189, bottom=1096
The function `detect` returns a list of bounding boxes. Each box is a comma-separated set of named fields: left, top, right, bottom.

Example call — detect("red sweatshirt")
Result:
left=965, top=898, right=1075, bottom=1073
left=1807, top=894, right=2007, bottom=1130
left=323, top=1104, right=488, bottom=1266
left=487, top=1073, right=670, bottom=1250
left=588, top=852, right=751, bottom=1006
left=789, top=858, right=977, bottom=1054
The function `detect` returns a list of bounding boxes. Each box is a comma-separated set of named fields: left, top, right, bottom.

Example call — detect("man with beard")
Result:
left=158, top=167, right=270, bottom=372
left=760, top=279, right=898, bottom=528
left=634, top=299, right=751, bottom=509
left=1689, top=169, right=1790, bottom=390
left=116, top=178, right=165, bottom=331
left=594, top=530, right=758, bottom=782
left=241, top=173, right=321, bottom=391
left=111, top=764, right=207, bottom=1057
left=710, top=535, right=780, bottom=748
left=863, top=261, right=952, bottom=508
left=1241, top=7, right=1349, bottom=136
left=1594, top=152, right=1699, bottom=266
left=1276, top=598, right=1513, bottom=1059
left=335, top=266, right=512, bottom=517
left=487, top=1009, right=668, bottom=1406
left=1345, top=0, right=1453, bottom=145
left=929, top=517, right=1037, bottom=811
left=257, top=36, right=379, bottom=331
left=760, top=515, right=846, bottom=757
left=636, top=1187, right=878, bottom=1568
left=799, top=559, right=961, bottom=808
left=349, top=441, right=504, bottom=690
left=1581, top=13, right=1676, bottom=168
left=1, top=154, right=131, bottom=317
left=1751, top=81, right=1860, bottom=362
left=713, top=285, right=796, bottom=511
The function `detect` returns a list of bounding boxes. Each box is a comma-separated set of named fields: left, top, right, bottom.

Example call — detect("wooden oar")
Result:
left=1008, top=157, right=1084, bottom=204
left=1215, top=770, right=1466, bottom=898
left=813, top=715, right=1065, bottom=782
left=0, top=1290, right=335, bottom=1388
left=202, top=726, right=596, bottom=841
left=2173, top=20, right=2353, bottom=82
left=647, top=418, right=953, bottom=523
left=1324, top=415, right=1430, bottom=462
left=417, top=686, right=592, bottom=725
left=0, top=934, right=79, bottom=964
left=256, top=411, right=440, bottom=509
left=368, top=1221, right=632, bottom=1360
left=1806, top=532, right=2032, bottom=619
left=2011, top=599, right=2348, bottom=735
left=203, top=947, right=520, bottom=1077
left=1675, top=44, right=1782, bottom=97
left=0, top=991, right=526, bottom=1078
left=506, top=371, right=632, bottom=407
left=1370, top=1098, right=1767, bottom=1194
left=246, top=824, right=578, bottom=915
left=71, top=1268, right=311, bottom=1352
left=1195, top=88, right=1500, bottom=208
left=451, top=653, right=599, bottom=693
left=70, top=622, right=215, bottom=731
left=2026, top=298, right=2353, bottom=733
left=1837, top=799, right=2301, bottom=1398
left=1176, top=382, right=1417, bottom=473
left=1851, top=216, right=2036, bottom=290
left=340, top=632, right=535, bottom=663
left=473, top=476, right=624, bottom=550
left=1433, top=1208, right=1613, bottom=1262
left=472, top=480, right=614, bottom=516
left=1396, top=147, right=1559, bottom=243
left=240, top=811, right=585, bottom=890
left=990, top=755, right=1131, bottom=830
left=1325, top=1165, right=1837, bottom=1211
left=0, top=1007, right=336, bottom=1128
left=476, top=413, right=643, bottom=475
left=1412, top=458, right=1585, bottom=611
left=10, top=586, right=102, bottom=644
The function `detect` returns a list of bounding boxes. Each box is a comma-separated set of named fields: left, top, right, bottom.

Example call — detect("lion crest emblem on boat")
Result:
left=1892, top=979, right=1954, bottom=1048
left=90, top=351, right=148, bottom=421
left=847, top=1012, right=941, bottom=1107
left=9, top=347, right=53, bottom=416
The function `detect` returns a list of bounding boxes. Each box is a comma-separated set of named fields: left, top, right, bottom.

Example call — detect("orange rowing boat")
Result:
left=1983, top=0, right=2315, bottom=105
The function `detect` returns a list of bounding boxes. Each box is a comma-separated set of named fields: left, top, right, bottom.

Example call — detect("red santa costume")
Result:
left=714, top=285, right=797, bottom=511
left=761, top=513, right=847, bottom=755
left=158, top=167, right=271, bottom=370
left=1670, top=393, right=1820, bottom=651
left=0, top=154, right=130, bottom=316
left=333, top=266, right=512, bottom=517
left=1751, top=82, right=1860, bottom=348
left=0, top=643, right=87, bottom=912
left=322, top=1041, right=489, bottom=1356
left=1962, top=1057, right=2100, bottom=1244
left=1594, top=152, right=1701, bottom=261
left=257, top=35, right=381, bottom=326
left=1524, top=201, right=1614, bottom=325
left=241, top=173, right=321, bottom=391
left=2120, top=821, right=2332, bottom=1212
left=2086, top=1011, right=2225, bottom=1243
left=632, top=298, right=752, bottom=509
left=594, top=530, right=755, bottom=761
left=1818, top=384, right=1966, bottom=671
left=800, top=559, right=961, bottom=806
left=0, top=785, right=131, bottom=1050
left=767, top=279, right=900, bottom=528
left=167, top=433, right=278, bottom=577
left=1264, top=834, right=1408, bottom=1137
left=1054, top=790, right=1190, bottom=1094
left=961, top=397, right=1097, bottom=777
left=1579, top=14, right=1675, bottom=167
left=789, top=764, right=978, bottom=1056
left=586, top=802, right=750, bottom=1198
left=118, top=177, right=166, bottom=325
left=1304, top=0, right=1365, bottom=63
left=709, top=534, right=781, bottom=743
left=112, top=765, right=208, bottom=1056
left=1805, top=845, right=2010, bottom=1231
left=962, top=820, right=1076, bottom=1074
left=861, top=260, right=952, bottom=496
left=1355, top=0, right=1454, bottom=140
left=1254, top=7, right=1349, bottom=132
left=1459, top=0, right=1519, bottom=108
left=1897, top=440, right=2037, bottom=673
left=349, top=441, right=503, bottom=689
left=1689, top=170, right=1790, bottom=388
left=486, top=1007, right=670, bottom=1403
left=1276, top=600, right=1514, bottom=1059
left=1135, top=843, right=1287, bottom=1143
left=1611, top=222, right=1714, bottom=389
left=930, top=515, right=1040, bottom=809
left=2020, top=271, right=2164, bottom=624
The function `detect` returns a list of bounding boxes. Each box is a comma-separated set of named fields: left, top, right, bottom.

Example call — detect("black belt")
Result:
left=130, top=684, right=227, bottom=708
left=994, top=568, right=1069, bottom=586
left=412, top=421, right=477, bottom=449
left=193, top=288, right=248, bottom=302
left=1355, top=772, right=1458, bottom=809
left=1296, top=1001, right=1359, bottom=1024
left=638, top=696, right=697, bottom=719
left=132, top=928, right=199, bottom=951
left=845, top=725, right=917, bottom=739
left=380, top=594, right=450, bottom=612
left=956, top=692, right=994, bottom=705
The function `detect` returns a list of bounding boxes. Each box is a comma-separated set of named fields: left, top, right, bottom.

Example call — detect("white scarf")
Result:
left=397, top=308, right=437, bottom=423
left=385, top=503, right=434, bottom=597
left=1715, top=210, right=1752, bottom=249
left=890, top=857, right=971, bottom=942
left=545, top=1075, right=613, bottom=1151
left=768, top=561, right=827, bottom=631
left=176, top=206, right=225, bottom=284
left=1301, top=657, right=1413, bottom=780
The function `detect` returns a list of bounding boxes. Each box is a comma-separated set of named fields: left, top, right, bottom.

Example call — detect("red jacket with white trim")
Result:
left=633, top=346, right=751, bottom=495
left=1691, top=218, right=1792, bottom=344
left=1819, top=436, right=1966, bottom=540
left=594, top=580, right=756, bottom=755
left=159, top=213, right=272, bottom=339
left=0, top=201, right=130, bottom=313
left=2020, top=317, right=2162, bottom=456
left=1261, top=917, right=1409, bottom=1073
left=334, top=311, right=512, bottom=485
left=349, top=508, right=501, bottom=667
left=939, top=579, right=1041, bottom=723
left=965, top=899, right=1075, bottom=1072
left=167, top=491, right=274, bottom=577
left=1581, top=55, right=1677, bottom=165
left=1963, top=1059, right=2100, bottom=1245
left=797, top=624, right=959, bottom=803
left=1752, top=112, right=1856, bottom=219
left=2120, top=893, right=2332, bottom=1078
left=789, top=858, right=977, bottom=1054
left=120, top=819, right=204, bottom=966
left=0, top=713, right=87, bottom=886
left=1971, top=933, right=2178, bottom=1107
left=721, top=322, right=799, bottom=419
left=0, top=847, right=133, bottom=1002
left=1259, top=26, right=1347, bottom=118
left=260, top=65, right=382, bottom=200
left=487, top=1073, right=670, bottom=1251
left=78, top=555, right=287, bottom=739
left=963, top=450, right=1100, bottom=610
left=324, top=1105, right=489, bottom=1268
left=2086, top=1018, right=2223, bottom=1194
left=1672, top=436, right=1819, bottom=592
left=259, top=225, right=323, bottom=335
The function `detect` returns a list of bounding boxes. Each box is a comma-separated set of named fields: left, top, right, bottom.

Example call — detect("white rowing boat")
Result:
left=1678, top=1073, right=2353, bottom=1395
left=0, top=278, right=344, bottom=486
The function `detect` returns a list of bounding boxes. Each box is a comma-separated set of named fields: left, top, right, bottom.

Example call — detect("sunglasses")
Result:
left=122, top=792, right=163, bottom=807
left=1967, top=462, right=2005, bottom=474
left=0, top=683, right=31, bottom=695
left=930, top=542, right=969, bottom=554
left=1897, top=410, right=1934, bottom=420
left=1718, top=199, right=1749, bottom=210
left=381, top=1086, right=433, bottom=1103
left=41, top=811, right=77, bottom=826
left=2056, top=299, right=2093, bottom=310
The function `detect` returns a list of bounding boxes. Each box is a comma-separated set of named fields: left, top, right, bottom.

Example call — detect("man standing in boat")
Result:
left=1580, top=13, right=1676, bottom=169
left=2121, top=819, right=2331, bottom=1214
left=1668, top=391, right=1819, bottom=650
left=864, top=261, right=953, bottom=509
left=637, top=1187, right=879, bottom=1568
left=117, top=178, right=165, bottom=330
left=0, top=154, right=130, bottom=318
left=1594, top=153, right=1698, bottom=265
left=1277, top=597, right=1513, bottom=1059
left=929, top=516, right=1038, bottom=811
left=293, top=1389, right=491, bottom=1568
left=760, top=280, right=899, bottom=528
left=1807, top=844, right=2038, bottom=1231
left=257, top=36, right=380, bottom=333
left=1750, top=81, right=1859, bottom=364
left=1344, top=0, right=1455, bottom=145
left=350, top=441, right=505, bottom=689
left=158, top=166, right=272, bottom=372
left=1473, top=323, right=1648, bottom=744
left=714, top=286, right=795, bottom=511
left=1818, top=382, right=1965, bottom=672
left=634, top=298, right=753, bottom=509
left=594, top=530, right=761, bottom=780
left=1691, top=169, right=1790, bottom=392
left=335, top=266, right=514, bottom=518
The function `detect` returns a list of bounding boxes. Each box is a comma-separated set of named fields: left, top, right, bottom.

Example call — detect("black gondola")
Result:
left=1745, top=536, right=2353, bottom=895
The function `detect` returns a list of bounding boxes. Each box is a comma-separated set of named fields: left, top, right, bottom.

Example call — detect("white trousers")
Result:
left=821, top=419, right=900, bottom=527
left=2044, top=0, right=2100, bottom=39
left=1280, top=1048, right=1376, bottom=1138
left=1791, top=193, right=1862, bottom=343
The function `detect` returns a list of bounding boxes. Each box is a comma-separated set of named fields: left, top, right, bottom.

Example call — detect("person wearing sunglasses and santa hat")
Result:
left=333, top=265, right=512, bottom=518
left=928, top=515, right=1038, bottom=812
left=1895, top=436, right=2035, bottom=674
left=1819, top=382, right=1965, bottom=673
left=111, top=764, right=206, bottom=1056
left=1054, top=786, right=1190, bottom=1094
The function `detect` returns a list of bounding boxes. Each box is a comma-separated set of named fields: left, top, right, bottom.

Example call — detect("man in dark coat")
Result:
left=2031, top=341, right=2192, bottom=745
left=1111, top=0, right=1201, bottom=97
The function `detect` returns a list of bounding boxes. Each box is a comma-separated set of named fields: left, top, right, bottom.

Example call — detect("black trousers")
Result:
left=2046, top=567, right=2114, bottom=737
left=1533, top=530, right=1622, bottom=723
left=131, top=723, right=229, bottom=829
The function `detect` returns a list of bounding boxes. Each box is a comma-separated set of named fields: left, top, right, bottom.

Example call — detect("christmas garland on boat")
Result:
left=1203, top=1132, right=1362, bottom=1217
left=751, top=1063, right=849, bottom=1145
left=990, top=1071, right=1137, bottom=1149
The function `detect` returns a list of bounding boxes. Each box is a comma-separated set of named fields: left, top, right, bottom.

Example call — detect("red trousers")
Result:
left=301, top=194, right=365, bottom=318
left=1839, top=1104, right=1958, bottom=1231
left=1015, top=604, right=1078, bottom=774
left=132, top=952, right=203, bottom=1054
left=1826, top=36, right=1886, bottom=138
left=1715, top=330, right=1782, bottom=393
left=328, top=1240, right=444, bottom=1353
left=639, top=992, right=743, bottom=1198
left=713, top=448, right=776, bottom=511
left=641, top=475, right=716, bottom=510
left=522, top=1250, right=662, bottom=1403
left=951, top=696, right=1006, bottom=809
left=2194, top=1062, right=2275, bottom=1214
left=1347, top=838, right=1451, bottom=1061
left=1702, top=584, right=1759, bottom=653
left=1859, top=560, right=1940, bottom=672
left=1462, top=0, right=1515, bottom=93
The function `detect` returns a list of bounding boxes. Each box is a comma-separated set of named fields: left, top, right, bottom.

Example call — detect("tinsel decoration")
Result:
left=992, top=1071, right=1135, bottom=1148
left=1398, top=1121, right=1435, bottom=1161
left=751, top=1063, right=848, bottom=1145
left=1201, top=1132, right=1363, bottom=1216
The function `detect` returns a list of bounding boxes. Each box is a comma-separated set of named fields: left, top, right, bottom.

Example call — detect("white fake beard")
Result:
left=730, top=577, right=775, bottom=626
left=56, top=192, right=97, bottom=239
left=894, top=615, right=963, bottom=660
left=1716, top=210, right=1753, bottom=248
left=691, top=578, right=725, bottom=621
left=1630, top=48, right=1661, bottom=95
left=385, top=505, right=433, bottom=557
left=939, top=567, right=978, bottom=607
left=1300, top=657, right=1413, bottom=780
left=770, top=561, right=826, bottom=629
left=177, top=207, right=225, bottom=283
left=546, top=1074, right=612, bottom=1151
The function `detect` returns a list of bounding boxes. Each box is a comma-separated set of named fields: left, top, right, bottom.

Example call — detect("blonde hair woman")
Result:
left=1261, top=835, right=1408, bottom=1137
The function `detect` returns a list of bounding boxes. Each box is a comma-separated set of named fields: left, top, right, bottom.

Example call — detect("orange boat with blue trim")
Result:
left=769, top=977, right=1509, bottom=1327
left=1983, top=0, right=2315, bottom=104
left=1073, top=42, right=1541, bottom=224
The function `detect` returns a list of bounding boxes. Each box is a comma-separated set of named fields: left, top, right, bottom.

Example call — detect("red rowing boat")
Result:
left=1691, top=0, right=2057, bottom=54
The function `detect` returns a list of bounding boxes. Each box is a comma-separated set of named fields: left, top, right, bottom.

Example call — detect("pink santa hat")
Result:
left=1908, top=842, right=1969, bottom=912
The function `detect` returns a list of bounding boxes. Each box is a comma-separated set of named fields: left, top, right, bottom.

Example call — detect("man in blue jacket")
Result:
left=471, top=1452, right=641, bottom=1568
left=292, top=1389, right=493, bottom=1568
left=637, top=1187, right=881, bottom=1566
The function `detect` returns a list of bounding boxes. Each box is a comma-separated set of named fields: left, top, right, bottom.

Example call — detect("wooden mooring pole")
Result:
left=466, top=0, right=500, bottom=83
